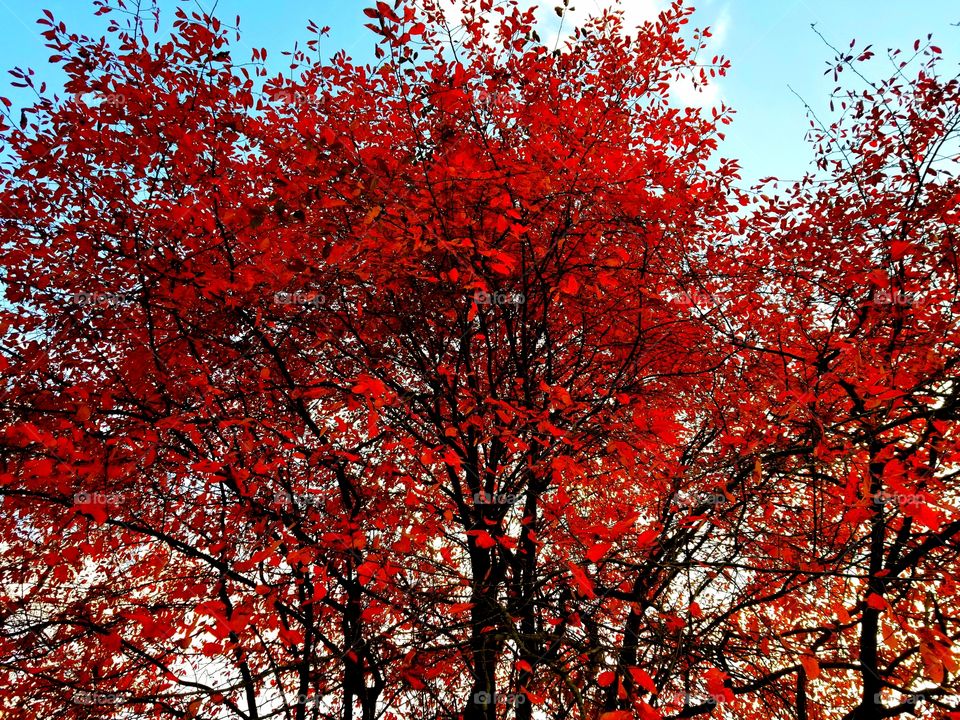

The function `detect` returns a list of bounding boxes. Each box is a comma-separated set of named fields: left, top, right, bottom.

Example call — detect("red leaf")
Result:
left=704, top=668, right=734, bottom=703
left=568, top=563, right=596, bottom=599
left=585, top=541, right=612, bottom=563
left=865, top=593, right=887, bottom=611
left=375, top=1, right=400, bottom=22
left=628, top=667, right=657, bottom=693
left=472, top=530, right=497, bottom=549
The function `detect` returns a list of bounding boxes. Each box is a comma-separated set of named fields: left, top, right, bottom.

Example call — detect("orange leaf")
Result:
left=800, top=655, right=820, bottom=680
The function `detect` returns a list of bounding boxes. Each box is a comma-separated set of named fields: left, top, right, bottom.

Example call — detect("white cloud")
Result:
left=429, top=0, right=731, bottom=109
left=669, top=4, right=731, bottom=109
left=431, top=0, right=663, bottom=50
left=534, top=0, right=663, bottom=50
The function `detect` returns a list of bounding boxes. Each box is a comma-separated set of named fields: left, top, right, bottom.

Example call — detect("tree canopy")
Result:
left=1, top=1, right=959, bottom=719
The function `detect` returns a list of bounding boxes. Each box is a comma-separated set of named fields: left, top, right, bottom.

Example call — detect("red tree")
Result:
left=0, top=2, right=958, bottom=720
left=728, top=38, right=960, bottom=718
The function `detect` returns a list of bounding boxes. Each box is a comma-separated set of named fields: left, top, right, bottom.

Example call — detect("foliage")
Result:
left=0, top=1, right=958, bottom=719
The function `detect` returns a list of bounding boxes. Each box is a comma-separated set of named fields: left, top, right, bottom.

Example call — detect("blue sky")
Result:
left=0, top=0, right=957, bottom=185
